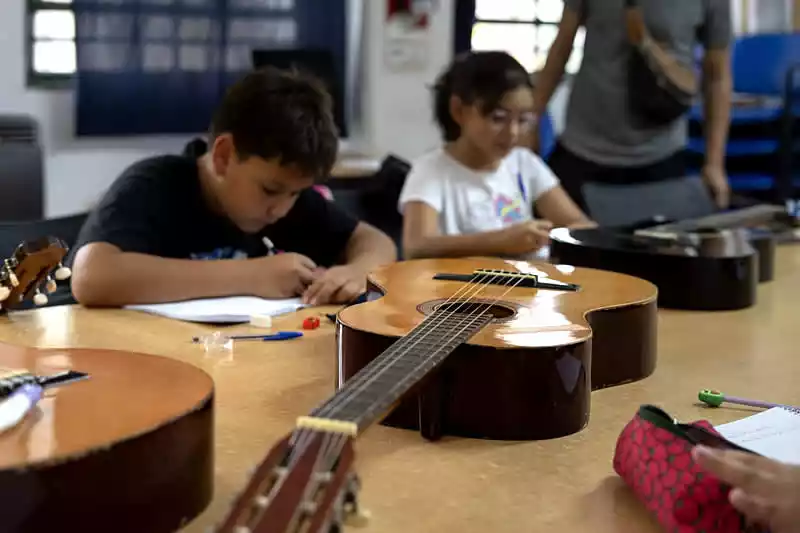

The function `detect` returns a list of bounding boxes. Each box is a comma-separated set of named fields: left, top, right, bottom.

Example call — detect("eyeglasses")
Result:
left=487, top=109, right=538, bottom=132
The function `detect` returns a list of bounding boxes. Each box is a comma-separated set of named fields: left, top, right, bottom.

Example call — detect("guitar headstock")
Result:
left=0, top=237, right=71, bottom=312
left=215, top=429, right=365, bottom=533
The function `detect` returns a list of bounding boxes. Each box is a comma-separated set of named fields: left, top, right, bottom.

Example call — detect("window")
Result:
left=471, top=0, right=584, bottom=74
left=27, top=0, right=76, bottom=86
left=35, top=0, right=346, bottom=137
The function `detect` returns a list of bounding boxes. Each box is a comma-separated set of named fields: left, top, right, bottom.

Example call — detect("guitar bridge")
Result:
left=433, top=269, right=580, bottom=292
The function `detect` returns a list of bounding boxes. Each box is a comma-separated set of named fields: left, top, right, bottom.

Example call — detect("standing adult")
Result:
left=532, top=0, right=733, bottom=224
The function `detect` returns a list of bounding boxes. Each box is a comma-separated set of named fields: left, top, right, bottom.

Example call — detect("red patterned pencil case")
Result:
left=613, top=405, right=762, bottom=533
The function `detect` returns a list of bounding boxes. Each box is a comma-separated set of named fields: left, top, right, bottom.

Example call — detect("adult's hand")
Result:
left=693, top=445, right=800, bottom=533
left=702, top=164, right=731, bottom=209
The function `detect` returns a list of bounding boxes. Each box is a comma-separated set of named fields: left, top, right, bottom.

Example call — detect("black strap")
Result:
left=637, top=405, right=758, bottom=454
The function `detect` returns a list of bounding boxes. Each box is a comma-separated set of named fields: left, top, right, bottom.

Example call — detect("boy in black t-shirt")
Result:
left=71, top=68, right=396, bottom=307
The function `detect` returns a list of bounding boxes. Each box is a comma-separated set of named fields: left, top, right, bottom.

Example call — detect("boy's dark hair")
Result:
left=433, top=51, right=533, bottom=141
left=210, top=66, right=339, bottom=180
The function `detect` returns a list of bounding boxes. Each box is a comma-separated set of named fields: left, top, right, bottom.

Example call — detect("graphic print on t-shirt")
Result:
left=494, top=193, right=525, bottom=223
left=190, top=247, right=248, bottom=260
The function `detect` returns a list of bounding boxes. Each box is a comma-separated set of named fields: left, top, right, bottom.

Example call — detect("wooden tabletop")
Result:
left=1, top=248, right=800, bottom=532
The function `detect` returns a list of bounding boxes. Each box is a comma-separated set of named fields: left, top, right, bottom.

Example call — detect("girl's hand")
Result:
left=496, top=220, right=553, bottom=256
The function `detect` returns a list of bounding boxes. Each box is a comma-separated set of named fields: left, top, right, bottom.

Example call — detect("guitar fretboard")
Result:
left=644, top=205, right=786, bottom=233
left=311, top=310, right=494, bottom=431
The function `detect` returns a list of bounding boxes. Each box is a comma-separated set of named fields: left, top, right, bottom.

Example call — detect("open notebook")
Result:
left=716, top=407, right=800, bottom=465
left=125, top=296, right=307, bottom=324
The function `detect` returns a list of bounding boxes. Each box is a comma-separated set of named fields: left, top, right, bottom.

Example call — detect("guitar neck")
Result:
left=310, top=310, right=493, bottom=432
left=644, top=205, right=787, bottom=234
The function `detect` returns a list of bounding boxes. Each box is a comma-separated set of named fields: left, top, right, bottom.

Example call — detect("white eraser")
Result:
left=249, top=314, right=273, bottom=329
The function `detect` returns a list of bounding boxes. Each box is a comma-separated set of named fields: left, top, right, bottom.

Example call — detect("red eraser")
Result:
left=303, top=316, right=321, bottom=330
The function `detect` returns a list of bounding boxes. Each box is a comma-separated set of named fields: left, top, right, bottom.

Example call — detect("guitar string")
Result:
left=321, top=271, right=527, bottom=450
left=302, top=272, right=525, bottom=476
left=278, top=270, right=505, bottom=494
left=283, top=270, right=501, bottom=459
left=261, top=272, right=526, bottom=531
left=290, top=270, right=522, bottom=466
left=313, top=270, right=507, bottom=421
left=240, top=430, right=341, bottom=532
left=295, top=272, right=529, bottom=528
left=239, top=272, right=525, bottom=530
left=334, top=273, right=527, bottom=426
left=236, top=274, right=523, bottom=532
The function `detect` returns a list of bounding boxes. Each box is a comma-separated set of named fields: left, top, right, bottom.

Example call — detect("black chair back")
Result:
left=328, top=154, right=410, bottom=258
left=0, top=115, right=44, bottom=222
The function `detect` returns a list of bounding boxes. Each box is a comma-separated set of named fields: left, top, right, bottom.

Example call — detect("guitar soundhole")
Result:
left=417, top=299, right=518, bottom=323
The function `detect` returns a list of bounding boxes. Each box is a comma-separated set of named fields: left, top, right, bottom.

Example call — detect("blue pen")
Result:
left=0, top=383, right=42, bottom=434
left=192, top=331, right=303, bottom=343
left=516, top=149, right=527, bottom=203
left=262, top=331, right=303, bottom=341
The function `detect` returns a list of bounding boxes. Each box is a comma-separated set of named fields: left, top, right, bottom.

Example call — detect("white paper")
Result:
left=716, top=407, right=800, bottom=465
left=125, top=296, right=306, bottom=324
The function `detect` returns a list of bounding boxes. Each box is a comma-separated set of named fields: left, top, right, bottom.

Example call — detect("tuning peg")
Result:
left=45, top=276, right=57, bottom=294
left=0, top=286, right=9, bottom=302
left=343, top=507, right=371, bottom=528
left=342, top=475, right=370, bottom=528
left=33, top=290, right=48, bottom=306
left=55, top=263, right=71, bottom=281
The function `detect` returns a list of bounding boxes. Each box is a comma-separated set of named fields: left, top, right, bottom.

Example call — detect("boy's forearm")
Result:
left=343, top=223, right=398, bottom=272
left=72, top=247, right=253, bottom=306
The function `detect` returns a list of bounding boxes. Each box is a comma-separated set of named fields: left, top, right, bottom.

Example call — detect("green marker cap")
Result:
left=699, top=389, right=724, bottom=407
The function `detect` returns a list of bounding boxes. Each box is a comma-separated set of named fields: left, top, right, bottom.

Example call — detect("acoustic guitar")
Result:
left=549, top=205, right=789, bottom=311
left=0, top=238, right=215, bottom=533
left=0, top=236, right=73, bottom=312
left=213, top=258, right=657, bottom=532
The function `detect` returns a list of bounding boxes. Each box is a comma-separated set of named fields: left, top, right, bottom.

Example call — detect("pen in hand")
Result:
left=262, top=237, right=276, bottom=256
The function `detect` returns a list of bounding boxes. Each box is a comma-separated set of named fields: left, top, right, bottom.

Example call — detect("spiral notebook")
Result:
left=716, top=407, right=800, bottom=465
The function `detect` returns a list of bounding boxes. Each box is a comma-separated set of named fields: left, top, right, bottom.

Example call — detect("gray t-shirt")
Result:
left=561, top=0, right=731, bottom=167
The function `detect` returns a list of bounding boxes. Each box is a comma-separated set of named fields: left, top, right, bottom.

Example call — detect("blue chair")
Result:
left=538, top=110, right=556, bottom=159
left=687, top=33, right=800, bottom=201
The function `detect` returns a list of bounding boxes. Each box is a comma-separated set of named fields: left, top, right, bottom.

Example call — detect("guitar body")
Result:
left=549, top=226, right=770, bottom=311
left=0, top=342, right=214, bottom=533
left=336, top=258, right=658, bottom=442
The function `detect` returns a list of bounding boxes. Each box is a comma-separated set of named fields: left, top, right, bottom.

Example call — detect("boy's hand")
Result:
left=496, top=220, right=553, bottom=256
left=252, top=253, right=318, bottom=298
left=302, top=264, right=366, bottom=305
left=693, top=445, right=800, bottom=532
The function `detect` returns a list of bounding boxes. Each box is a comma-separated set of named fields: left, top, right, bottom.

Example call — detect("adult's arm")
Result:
left=701, top=49, right=732, bottom=174
left=699, top=0, right=733, bottom=208
left=531, top=3, right=582, bottom=117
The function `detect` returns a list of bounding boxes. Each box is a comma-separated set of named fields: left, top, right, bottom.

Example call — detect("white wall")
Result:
left=361, top=1, right=454, bottom=162
left=0, top=0, right=456, bottom=218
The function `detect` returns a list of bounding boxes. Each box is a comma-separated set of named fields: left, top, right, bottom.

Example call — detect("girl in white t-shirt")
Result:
left=399, top=51, right=594, bottom=260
